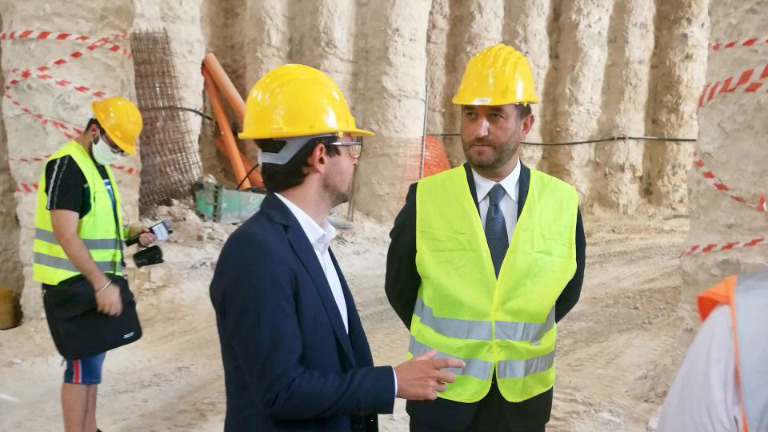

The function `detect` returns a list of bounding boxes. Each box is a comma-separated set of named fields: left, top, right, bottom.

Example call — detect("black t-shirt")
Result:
left=44, top=154, right=112, bottom=217
left=43, top=152, right=122, bottom=289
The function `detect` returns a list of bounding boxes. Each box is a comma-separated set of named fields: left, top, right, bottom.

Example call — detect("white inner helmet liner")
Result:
left=259, top=133, right=337, bottom=165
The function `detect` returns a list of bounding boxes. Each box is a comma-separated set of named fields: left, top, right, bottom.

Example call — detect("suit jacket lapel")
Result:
left=263, top=194, right=356, bottom=365
left=329, top=250, right=371, bottom=368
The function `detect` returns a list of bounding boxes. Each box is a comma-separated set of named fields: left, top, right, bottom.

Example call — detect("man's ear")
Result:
left=307, top=143, right=327, bottom=173
left=519, top=114, right=535, bottom=141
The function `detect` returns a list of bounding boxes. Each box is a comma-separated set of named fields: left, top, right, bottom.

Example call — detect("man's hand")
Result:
left=95, top=278, right=122, bottom=317
left=394, top=350, right=464, bottom=400
left=138, top=232, right=157, bottom=247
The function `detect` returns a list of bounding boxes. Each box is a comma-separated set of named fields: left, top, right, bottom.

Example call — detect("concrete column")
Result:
left=425, top=0, right=450, bottom=141
left=0, top=0, right=136, bottom=318
left=644, top=0, right=708, bottom=212
left=244, top=0, right=290, bottom=86
left=503, top=1, right=551, bottom=169
left=594, top=0, right=654, bottom=212
left=354, top=0, right=431, bottom=220
left=289, top=0, right=357, bottom=109
left=441, top=0, right=505, bottom=165
left=542, top=0, right=613, bottom=204
left=680, top=0, right=767, bottom=301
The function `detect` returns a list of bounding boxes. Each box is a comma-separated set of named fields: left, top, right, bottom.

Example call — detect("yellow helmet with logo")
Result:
left=452, top=44, right=538, bottom=106
left=239, top=64, right=373, bottom=140
left=91, top=97, right=143, bottom=154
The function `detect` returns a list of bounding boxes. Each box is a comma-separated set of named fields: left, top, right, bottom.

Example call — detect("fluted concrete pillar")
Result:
left=542, top=0, right=613, bottom=203
left=645, top=0, right=708, bottom=212
left=594, top=0, right=654, bottom=212
left=503, top=1, right=551, bottom=170
left=354, top=0, right=431, bottom=220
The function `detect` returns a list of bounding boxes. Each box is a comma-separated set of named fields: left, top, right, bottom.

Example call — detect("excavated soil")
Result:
left=0, top=203, right=691, bottom=432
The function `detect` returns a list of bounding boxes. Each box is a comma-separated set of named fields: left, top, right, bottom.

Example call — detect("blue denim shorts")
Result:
left=64, top=352, right=106, bottom=385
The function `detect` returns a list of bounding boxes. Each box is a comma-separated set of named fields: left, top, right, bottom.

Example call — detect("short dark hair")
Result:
left=259, top=137, right=341, bottom=193
left=85, top=118, right=101, bottom=132
left=517, top=104, right=532, bottom=121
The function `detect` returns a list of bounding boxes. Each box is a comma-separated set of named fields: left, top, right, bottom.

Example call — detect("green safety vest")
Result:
left=411, top=166, right=578, bottom=403
left=33, top=141, right=125, bottom=285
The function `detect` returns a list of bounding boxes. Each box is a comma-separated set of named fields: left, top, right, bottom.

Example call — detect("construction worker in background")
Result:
left=209, top=64, right=464, bottom=432
left=658, top=270, right=768, bottom=432
left=386, top=44, right=587, bottom=432
left=33, top=97, right=154, bottom=432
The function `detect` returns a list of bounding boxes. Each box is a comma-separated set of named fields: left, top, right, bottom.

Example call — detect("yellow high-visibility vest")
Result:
left=411, top=166, right=577, bottom=403
left=33, top=141, right=124, bottom=285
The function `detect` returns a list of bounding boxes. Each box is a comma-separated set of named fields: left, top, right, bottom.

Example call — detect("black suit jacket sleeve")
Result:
left=385, top=181, right=586, bottom=328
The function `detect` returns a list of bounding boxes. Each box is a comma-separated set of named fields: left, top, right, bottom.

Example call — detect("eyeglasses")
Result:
left=100, top=129, right=126, bottom=155
left=331, top=137, right=364, bottom=159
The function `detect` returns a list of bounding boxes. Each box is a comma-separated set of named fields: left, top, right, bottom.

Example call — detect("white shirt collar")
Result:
left=274, top=193, right=337, bottom=252
left=472, top=159, right=521, bottom=204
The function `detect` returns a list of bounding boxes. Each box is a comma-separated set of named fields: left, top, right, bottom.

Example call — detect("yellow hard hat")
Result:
left=91, top=97, right=143, bottom=155
left=239, top=64, right=373, bottom=140
left=452, top=44, right=539, bottom=106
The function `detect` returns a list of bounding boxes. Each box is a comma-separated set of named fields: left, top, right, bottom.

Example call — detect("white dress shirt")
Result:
left=657, top=304, right=741, bottom=432
left=275, top=194, right=348, bottom=332
left=275, top=194, right=398, bottom=397
left=473, top=160, right=521, bottom=240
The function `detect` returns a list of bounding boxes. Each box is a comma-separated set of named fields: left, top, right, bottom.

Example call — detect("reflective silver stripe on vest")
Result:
left=35, top=228, right=119, bottom=250
left=415, top=298, right=555, bottom=343
left=409, top=336, right=493, bottom=380
left=734, top=270, right=768, bottom=431
left=497, top=351, right=555, bottom=379
left=34, top=252, right=118, bottom=274
left=495, top=307, right=555, bottom=342
left=414, top=297, right=493, bottom=340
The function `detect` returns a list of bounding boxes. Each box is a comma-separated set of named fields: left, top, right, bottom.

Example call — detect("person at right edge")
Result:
left=386, top=44, right=587, bottom=432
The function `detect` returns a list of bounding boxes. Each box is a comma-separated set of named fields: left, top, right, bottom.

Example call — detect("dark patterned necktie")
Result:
left=485, top=184, right=509, bottom=277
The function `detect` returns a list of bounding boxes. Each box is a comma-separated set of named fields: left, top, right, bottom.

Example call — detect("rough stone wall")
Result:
left=0, top=1, right=137, bottom=318
left=196, top=1, right=709, bottom=220
left=681, top=0, right=768, bottom=300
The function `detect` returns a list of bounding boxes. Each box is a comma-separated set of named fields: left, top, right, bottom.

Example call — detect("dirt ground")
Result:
left=0, top=203, right=693, bottom=432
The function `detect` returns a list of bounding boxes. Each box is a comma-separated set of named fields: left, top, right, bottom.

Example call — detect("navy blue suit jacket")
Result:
left=211, top=193, right=395, bottom=432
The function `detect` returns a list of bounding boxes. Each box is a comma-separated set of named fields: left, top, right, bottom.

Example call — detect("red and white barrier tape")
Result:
left=679, top=237, right=766, bottom=258
left=11, top=154, right=138, bottom=175
left=693, top=151, right=767, bottom=215
left=0, top=30, right=131, bottom=56
left=698, top=64, right=768, bottom=108
left=13, top=183, right=39, bottom=194
left=5, top=93, right=83, bottom=139
left=6, top=67, right=109, bottom=98
left=709, top=37, right=768, bottom=51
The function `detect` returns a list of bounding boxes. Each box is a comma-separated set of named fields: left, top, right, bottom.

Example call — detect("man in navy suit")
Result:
left=210, top=64, right=464, bottom=432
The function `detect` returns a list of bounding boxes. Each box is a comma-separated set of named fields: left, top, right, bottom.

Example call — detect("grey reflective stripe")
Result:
left=415, top=297, right=555, bottom=343
left=35, top=228, right=118, bottom=250
left=414, top=297, right=493, bottom=340
left=734, top=271, right=768, bottom=431
left=495, top=307, right=555, bottom=342
left=34, top=252, right=116, bottom=273
left=497, top=351, right=555, bottom=379
left=409, top=336, right=493, bottom=380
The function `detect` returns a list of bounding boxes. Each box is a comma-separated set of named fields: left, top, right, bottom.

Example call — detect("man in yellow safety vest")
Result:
left=33, top=97, right=154, bottom=432
left=386, top=44, right=587, bottom=432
